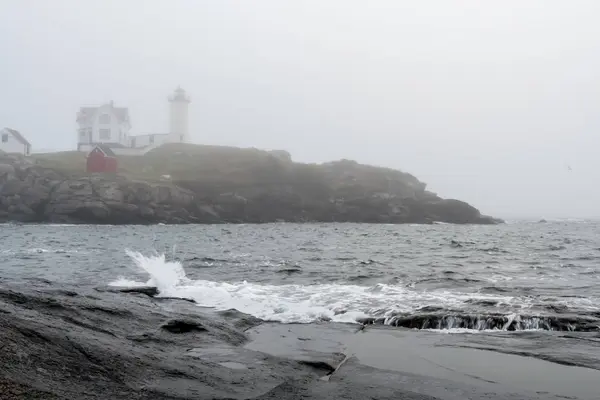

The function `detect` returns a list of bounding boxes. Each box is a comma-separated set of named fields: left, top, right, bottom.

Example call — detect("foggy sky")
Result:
left=1, top=0, right=599, bottom=219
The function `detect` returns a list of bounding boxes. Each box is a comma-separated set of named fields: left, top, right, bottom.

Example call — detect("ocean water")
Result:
left=1, top=221, right=599, bottom=332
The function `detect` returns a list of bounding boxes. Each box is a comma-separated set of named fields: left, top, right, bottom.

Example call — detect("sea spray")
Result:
left=121, top=250, right=189, bottom=295
left=109, top=252, right=504, bottom=324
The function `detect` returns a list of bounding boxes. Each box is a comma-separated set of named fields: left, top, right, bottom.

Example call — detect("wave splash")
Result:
left=109, top=251, right=599, bottom=331
left=111, top=250, right=189, bottom=295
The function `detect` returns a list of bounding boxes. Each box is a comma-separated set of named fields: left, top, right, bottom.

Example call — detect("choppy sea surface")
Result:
left=1, top=220, right=599, bottom=332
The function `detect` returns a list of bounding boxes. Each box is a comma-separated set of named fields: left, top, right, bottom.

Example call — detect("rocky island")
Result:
left=0, top=144, right=500, bottom=225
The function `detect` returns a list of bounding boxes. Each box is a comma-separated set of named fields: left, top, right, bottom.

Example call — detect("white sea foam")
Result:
left=47, top=224, right=83, bottom=227
left=109, top=251, right=600, bottom=326
left=1, top=248, right=83, bottom=255
left=421, top=327, right=546, bottom=334
left=109, top=277, right=151, bottom=287
left=109, top=251, right=527, bottom=323
left=26, top=248, right=81, bottom=254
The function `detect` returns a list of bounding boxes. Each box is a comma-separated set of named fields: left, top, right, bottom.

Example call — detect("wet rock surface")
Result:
left=0, top=281, right=314, bottom=400
left=1, top=280, right=599, bottom=399
left=358, top=311, right=600, bottom=332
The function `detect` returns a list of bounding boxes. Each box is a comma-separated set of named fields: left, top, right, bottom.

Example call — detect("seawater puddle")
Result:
left=346, top=329, right=600, bottom=400
left=218, top=362, right=247, bottom=370
left=247, top=323, right=600, bottom=400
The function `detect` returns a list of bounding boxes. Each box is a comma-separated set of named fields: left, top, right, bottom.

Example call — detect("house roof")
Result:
left=2, top=128, right=31, bottom=146
left=90, top=144, right=116, bottom=157
left=91, top=142, right=127, bottom=149
left=78, top=105, right=130, bottom=124
left=132, top=133, right=169, bottom=137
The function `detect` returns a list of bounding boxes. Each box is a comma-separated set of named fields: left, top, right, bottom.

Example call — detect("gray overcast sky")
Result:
left=1, top=0, right=599, bottom=219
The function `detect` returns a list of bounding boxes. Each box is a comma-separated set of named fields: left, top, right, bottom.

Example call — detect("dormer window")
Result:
left=99, top=114, right=111, bottom=124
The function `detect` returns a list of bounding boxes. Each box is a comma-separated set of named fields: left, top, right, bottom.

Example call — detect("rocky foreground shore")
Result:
left=0, top=145, right=501, bottom=224
left=1, top=281, right=598, bottom=400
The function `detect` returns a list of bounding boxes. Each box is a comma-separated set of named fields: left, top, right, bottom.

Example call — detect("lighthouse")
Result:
left=168, top=86, right=191, bottom=143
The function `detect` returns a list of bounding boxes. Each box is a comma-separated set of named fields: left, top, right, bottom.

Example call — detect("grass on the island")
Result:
left=30, top=143, right=295, bottom=185
left=30, top=143, right=424, bottom=198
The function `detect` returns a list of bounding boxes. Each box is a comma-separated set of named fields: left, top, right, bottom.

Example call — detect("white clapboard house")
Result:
left=0, top=127, right=32, bottom=156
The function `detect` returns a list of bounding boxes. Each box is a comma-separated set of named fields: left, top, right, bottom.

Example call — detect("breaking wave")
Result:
left=109, top=251, right=600, bottom=331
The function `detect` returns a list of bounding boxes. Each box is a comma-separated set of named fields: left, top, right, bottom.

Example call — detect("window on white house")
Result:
left=99, top=114, right=111, bottom=124
left=79, top=130, right=86, bottom=137
left=2, top=134, right=8, bottom=143
left=99, top=129, right=111, bottom=139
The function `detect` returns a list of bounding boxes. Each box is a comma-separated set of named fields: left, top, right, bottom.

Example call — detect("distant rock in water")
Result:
left=277, top=267, right=302, bottom=274
left=0, top=145, right=502, bottom=225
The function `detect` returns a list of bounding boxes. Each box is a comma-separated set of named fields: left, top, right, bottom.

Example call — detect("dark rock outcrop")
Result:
left=96, top=285, right=160, bottom=297
left=0, top=151, right=217, bottom=224
left=0, top=146, right=501, bottom=225
left=161, top=318, right=207, bottom=333
left=357, top=312, right=600, bottom=332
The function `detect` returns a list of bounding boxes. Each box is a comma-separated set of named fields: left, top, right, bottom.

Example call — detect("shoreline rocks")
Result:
left=0, top=148, right=502, bottom=225
left=1, top=281, right=595, bottom=399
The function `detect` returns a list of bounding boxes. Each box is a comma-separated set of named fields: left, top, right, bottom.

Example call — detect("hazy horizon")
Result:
left=1, top=1, right=599, bottom=219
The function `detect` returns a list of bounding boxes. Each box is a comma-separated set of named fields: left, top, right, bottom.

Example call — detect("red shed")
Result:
left=86, top=145, right=118, bottom=173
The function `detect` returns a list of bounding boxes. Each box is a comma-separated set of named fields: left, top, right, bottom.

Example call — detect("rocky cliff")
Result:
left=0, top=145, right=501, bottom=224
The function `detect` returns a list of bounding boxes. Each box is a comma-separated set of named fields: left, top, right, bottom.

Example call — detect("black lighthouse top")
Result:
left=169, top=86, right=191, bottom=103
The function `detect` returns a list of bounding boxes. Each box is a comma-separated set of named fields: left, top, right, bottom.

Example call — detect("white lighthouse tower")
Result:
left=168, top=86, right=191, bottom=143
